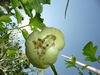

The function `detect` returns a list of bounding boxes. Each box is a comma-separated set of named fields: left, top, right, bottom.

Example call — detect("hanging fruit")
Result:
left=25, top=27, right=65, bottom=69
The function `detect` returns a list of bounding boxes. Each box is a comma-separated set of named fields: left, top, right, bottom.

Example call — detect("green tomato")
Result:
left=25, top=27, right=65, bottom=69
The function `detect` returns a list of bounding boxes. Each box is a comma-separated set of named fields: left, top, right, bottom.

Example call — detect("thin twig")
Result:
left=6, top=25, right=29, bottom=31
left=64, top=0, right=69, bottom=19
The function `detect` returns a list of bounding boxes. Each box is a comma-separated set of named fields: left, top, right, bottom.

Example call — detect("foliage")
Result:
left=65, top=41, right=100, bottom=75
left=0, top=0, right=56, bottom=75
left=64, top=2, right=100, bottom=74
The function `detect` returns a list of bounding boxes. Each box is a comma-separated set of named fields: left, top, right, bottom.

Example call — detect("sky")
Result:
left=39, top=0, right=100, bottom=75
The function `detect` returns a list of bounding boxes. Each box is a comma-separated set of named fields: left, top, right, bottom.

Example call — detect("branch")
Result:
left=61, top=54, right=100, bottom=75
left=6, top=25, right=29, bottom=31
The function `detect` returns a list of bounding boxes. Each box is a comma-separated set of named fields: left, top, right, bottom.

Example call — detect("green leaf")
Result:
left=82, top=41, right=98, bottom=62
left=0, top=22, right=3, bottom=25
left=0, top=40, right=4, bottom=51
left=0, top=4, right=10, bottom=13
left=50, top=64, right=58, bottom=75
left=3, top=33, right=10, bottom=41
left=66, top=61, right=75, bottom=68
left=40, top=0, right=51, bottom=4
left=81, top=65, right=89, bottom=71
left=29, top=13, right=46, bottom=30
left=15, top=9, right=22, bottom=24
left=7, top=49, right=17, bottom=57
left=65, top=56, right=76, bottom=68
left=0, top=22, right=3, bottom=30
left=85, top=57, right=97, bottom=62
left=20, top=0, right=51, bottom=17
left=82, top=41, right=98, bottom=56
left=11, top=0, right=19, bottom=8
left=20, top=0, right=33, bottom=17
left=21, top=29, right=29, bottom=39
left=31, top=0, right=43, bottom=13
left=0, top=14, right=12, bottom=23
left=98, top=55, right=100, bottom=61
left=31, top=0, right=51, bottom=13
left=88, top=71, right=92, bottom=75
left=0, top=45, right=8, bottom=60
left=0, top=11, right=5, bottom=16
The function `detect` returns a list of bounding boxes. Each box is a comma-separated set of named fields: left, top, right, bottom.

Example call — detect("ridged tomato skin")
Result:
left=25, top=27, right=65, bottom=69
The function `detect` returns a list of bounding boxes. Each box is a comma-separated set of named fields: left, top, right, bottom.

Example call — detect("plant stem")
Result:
left=50, top=64, right=58, bottom=75
left=61, top=54, right=100, bottom=75
left=74, top=66, right=83, bottom=75
left=96, top=59, right=100, bottom=64
left=1, top=25, right=29, bottom=32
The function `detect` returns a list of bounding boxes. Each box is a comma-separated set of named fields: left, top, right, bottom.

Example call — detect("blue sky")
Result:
left=41, top=0, right=100, bottom=75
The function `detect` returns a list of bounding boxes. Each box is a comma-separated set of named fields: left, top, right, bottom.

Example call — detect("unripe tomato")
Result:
left=25, top=27, right=65, bottom=69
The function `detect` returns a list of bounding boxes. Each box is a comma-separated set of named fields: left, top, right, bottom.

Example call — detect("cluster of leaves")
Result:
left=65, top=41, right=100, bottom=75
left=0, top=22, right=30, bottom=75
left=0, top=0, right=49, bottom=32
left=63, top=1, right=100, bottom=74
left=0, top=0, right=52, bottom=75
